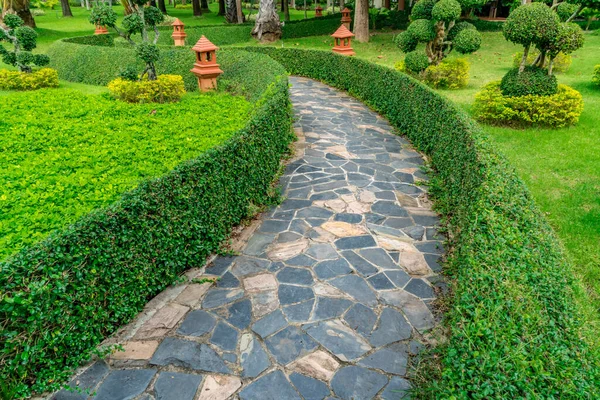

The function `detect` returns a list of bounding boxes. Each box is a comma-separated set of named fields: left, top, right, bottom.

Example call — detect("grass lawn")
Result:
left=0, top=88, right=251, bottom=260
left=255, top=29, right=600, bottom=326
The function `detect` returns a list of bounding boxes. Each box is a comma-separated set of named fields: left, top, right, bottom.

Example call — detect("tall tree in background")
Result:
left=252, top=0, right=281, bottom=40
left=192, top=0, right=202, bottom=16
left=201, top=0, right=210, bottom=12
left=353, top=0, right=369, bottom=42
left=2, top=0, right=36, bottom=27
left=282, top=0, right=289, bottom=20
left=226, top=0, right=243, bottom=22
left=157, top=0, right=167, bottom=13
left=218, top=0, right=225, bottom=15
left=60, top=0, right=73, bottom=16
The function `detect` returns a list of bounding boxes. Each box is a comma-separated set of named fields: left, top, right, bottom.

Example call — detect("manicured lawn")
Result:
left=0, top=89, right=251, bottom=260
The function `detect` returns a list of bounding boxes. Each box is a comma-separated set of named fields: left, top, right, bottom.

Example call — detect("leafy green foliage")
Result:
left=411, top=0, right=436, bottom=20
left=3, top=14, right=23, bottom=29
left=63, top=34, right=115, bottom=47
left=500, top=66, right=558, bottom=96
left=0, top=68, right=59, bottom=90
left=512, top=49, right=572, bottom=72
left=282, top=13, right=342, bottom=38
left=143, top=6, right=164, bottom=27
left=423, top=57, right=470, bottom=89
left=557, top=2, right=579, bottom=21
left=431, top=0, right=461, bottom=22
left=0, top=48, right=292, bottom=398
left=243, top=46, right=600, bottom=398
left=14, top=26, right=37, bottom=51
left=122, top=13, right=144, bottom=35
left=394, top=30, right=418, bottom=52
left=447, top=20, right=475, bottom=41
left=407, top=18, right=436, bottom=41
left=135, top=42, right=159, bottom=63
left=108, top=74, right=186, bottom=103
left=593, top=64, right=600, bottom=86
left=454, top=27, right=482, bottom=53
left=88, top=4, right=118, bottom=27
left=0, top=15, right=48, bottom=72
left=503, top=3, right=560, bottom=49
left=404, top=50, right=430, bottom=72
left=548, top=22, right=585, bottom=58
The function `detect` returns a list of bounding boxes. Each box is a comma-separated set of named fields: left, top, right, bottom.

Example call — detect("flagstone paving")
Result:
left=52, top=77, right=444, bottom=400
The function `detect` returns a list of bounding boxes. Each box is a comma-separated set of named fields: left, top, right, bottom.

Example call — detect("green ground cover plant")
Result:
left=0, top=88, right=250, bottom=260
left=244, top=46, right=600, bottom=398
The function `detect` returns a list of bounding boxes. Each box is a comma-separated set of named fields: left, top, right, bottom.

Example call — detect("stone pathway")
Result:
left=52, top=77, right=444, bottom=400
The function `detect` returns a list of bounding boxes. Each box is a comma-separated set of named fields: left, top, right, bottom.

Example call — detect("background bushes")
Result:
left=0, top=68, right=59, bottom=90
left=282, top=13, right=343, bottom=38
left=500, top=65, right=558, bottom=96
left=0, top=48, right=293, bottom=398
left=243, top=47, right=600, bottom=398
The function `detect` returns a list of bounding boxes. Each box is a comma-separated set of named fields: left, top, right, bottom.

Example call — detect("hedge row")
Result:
left=244, top=47, right=600, bottom=397
left=0, top=48, right=293, bottom=398
left=156, top=24, right=253, bottom=46
left=282, top=13, right=343, bottom=38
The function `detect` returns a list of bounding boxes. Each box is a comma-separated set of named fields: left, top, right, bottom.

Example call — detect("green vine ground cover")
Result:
left=0, top=89, right=251, bottom=260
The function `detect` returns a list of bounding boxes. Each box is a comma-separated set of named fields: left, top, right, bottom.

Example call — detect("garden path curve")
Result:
left=53, top=77, right=445, bottom=400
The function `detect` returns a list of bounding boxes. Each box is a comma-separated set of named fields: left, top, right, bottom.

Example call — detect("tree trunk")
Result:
left=225, top=0, right=237, bottom=22
left=519, top=45, right=529, bottom=73
left=304, top=0, right=306, bottom=19
left=281, top=0, right=284, bottom=11
left=193, top=0, right=202, bottom=15
left=283, top=0, right=289, bottom=21
left=218, top=0, right=225, bottom=14
left=60, top=0, right=73, bottom=16
left=384, top=0, right=389, bottom=8
left=150, top=0, right=157, bottom=7
left=566, top=4, right=583, bottom=22
left=158, top=0, right=167, bottom=13
left=339, top=0, right=343, bottom=9
left=397, top=0, right=404, bottom=10
left=201, top=0, right=210, bottom=12
left=236, top=0, right=243, bottom=22
left=548, top=58, right=554, bottom=75
left=7, top=0, right=36, bottom=27
left=252, top=0, right=281, bottom=41
left=353, top=0, right=368, bottom=42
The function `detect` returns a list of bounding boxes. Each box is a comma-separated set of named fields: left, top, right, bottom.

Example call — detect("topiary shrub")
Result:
left=557, top=2, right=579, bottom=21
left=0, top=14, right=50, bottom=73
left=512, top=50, right=572, bottom=73
left=593, top=64, right=600, bottom=86
left=404, top=50, right=430, bottom=73
left=410, top=0, right=436, bottom=20
left=423, top=58, right=469, bottom=89
left=0, top=68, right=59, bottom=90
left=500, top=66, right=558, bottom=97
left=453, top=28, right=481, bottom=54
left=474, top=81, right=583, bottom=127
left=107, top=74, right=186, bottom=103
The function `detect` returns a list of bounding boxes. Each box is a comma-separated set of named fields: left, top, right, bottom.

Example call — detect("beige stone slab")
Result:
left=321, top=221, right=368, bottom=238
left=198, top=375, right=242, bottom=400
left=376, top=236, right=417, bottom=252
left=267, top=239, right=309, bottom=261
left=134, top=303, right=189, bottom=339
left=111, top=341, right=159, bottom=360
left=399, top=252, right=431, bottom=276
left=289, top=350, right=340, bottom=381
left=174, top=283, right=211, bottom=308
left=243, top=273, right=278, bottom=293
left=395, top=192, right=420, bottom=208
left=251, top=290, right=279, bottom=318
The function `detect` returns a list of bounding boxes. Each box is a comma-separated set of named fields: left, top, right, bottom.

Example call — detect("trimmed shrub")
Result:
left=447, top=20, right=476, bottom=41
left=431, top=0, right=461, bottom=22
left=243, top=46, right=600, bottom=398
left=282, top=13, right=342, bottom=38
left=593, top=64, right=600, bottom=86
left=107, top=74, right=186, bottom=103
left=1, top=47, right=293, bottom=398
left=62, top=34, right=115, bottom=48
left=423, top=58, right=469, bottom=89
left=0, top=68, right=59, bottom=90
left=512, top=50, right=572, bottom=73
left=453, top=28, right=481, bottom=54
left=556, top=2, right=579, bottom=22
left=500, top=66, right=558, bottom=97
left=473, top=81, right=584, bottom=127
left=410, top=0, right=436, bottom=20
left=394, top=30, right=418, bottom=53
left=404, top=50, right=430, bottom=73
left=157, top=24, right=253, bottom=46
left=407, top=18, right=436, bottom=41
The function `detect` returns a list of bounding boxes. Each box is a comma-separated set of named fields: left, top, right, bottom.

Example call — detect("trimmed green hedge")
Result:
left=282, top=13, right=343, bottom=39
left=244, top=47, right=600, bottom=397
left=62, top=34, right=115, bottom=47
left=156, top=24, right=253, bottom=46
left=0, top=49, right=293, bottom=398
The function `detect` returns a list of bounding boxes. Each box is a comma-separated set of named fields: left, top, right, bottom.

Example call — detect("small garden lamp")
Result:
left=332, top=25, right=355, bottom=56
left=341, top=7, right=352, bottom=29
left=190, top=35, right=224, bottom=92
left=315, top=4, right=323, bottom=17
left=171, top=18, right=187, bottom=47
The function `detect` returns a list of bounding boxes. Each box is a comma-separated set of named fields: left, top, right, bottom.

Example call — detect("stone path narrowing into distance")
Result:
left=53, top=77, right=445, bottom=400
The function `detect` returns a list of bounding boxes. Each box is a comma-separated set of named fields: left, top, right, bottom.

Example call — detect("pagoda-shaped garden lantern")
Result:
left=190, top=36, right=224, bottom=92
left=94, top=25, right=108, bottom=35
left=315, top=4, right=323, bottom=17
left=171, top=18, right=187, bottom=47
left=332, top=24, right=355, bottom=56
left=341, top=7, right=352, bottom=29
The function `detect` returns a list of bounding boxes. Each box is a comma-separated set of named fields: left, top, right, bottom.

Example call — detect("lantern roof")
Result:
left=172, top=18, right=184, bottom=27
left=332, top=24, right=354, bottom=39
left=315, top=4, right=323, bottom=8
left=192, top=35, right=219, bottom=53
left=342, top=7, right=351, bottom=13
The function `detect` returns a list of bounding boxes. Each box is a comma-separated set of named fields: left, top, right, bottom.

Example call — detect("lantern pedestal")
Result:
left=331, top=25, right=355, bottom=56
left=172, top=18, right=187, bottom=47
left=315, top=4, right=323, bottom=17
left=94, top=25, right=109, bottom=35
left=190, top=36, right=224, bottom=92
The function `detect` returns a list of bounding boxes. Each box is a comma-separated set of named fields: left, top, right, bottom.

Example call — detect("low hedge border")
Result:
left=243, top=47, right=600, bottom=397
left=0, top=48, right=293, bottom=398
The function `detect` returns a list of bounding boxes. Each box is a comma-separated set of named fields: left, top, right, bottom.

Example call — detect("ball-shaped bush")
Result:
left=404, top=50, right=430, bottom=73
left=89, top=4, right=118, bottom=27
left=411, top=0, right=436, bottom=20
left=122, top=13, right=144, bottom=35
left=407, top=19, right=436, bottom=42
left=454, top=28, right=481, bottom=54
left=15, top=26, right=38, bottom=51
left=503, top=3, right=559, bottom=48
left=33, top=54, right=50, bottom=67
left=144, top=6, right=165, bottom=26
left=500, top=66, right=558, bottom=97
left=136, top=43, right=160, bottom=64
left=3, top=14, right=24, bottom=29
left=549, top=22, right=584, bottom=57
left=16, top=50, right=34, bottom=65
left=432, top=0, right=461, bottom=22
left=447, top=21, right=475, bottom=41
left=556, top=2, right=578, bottom=22
left=394, top=31, right=418, bottom=53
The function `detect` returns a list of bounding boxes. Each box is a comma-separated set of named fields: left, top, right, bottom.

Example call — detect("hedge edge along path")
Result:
left=242, top=47, right=600, bottom=398
left=0, top=50, right=293, bottom=398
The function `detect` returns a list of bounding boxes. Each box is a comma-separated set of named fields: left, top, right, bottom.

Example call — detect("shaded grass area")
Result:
left=0, top=88, right=250, bottom=260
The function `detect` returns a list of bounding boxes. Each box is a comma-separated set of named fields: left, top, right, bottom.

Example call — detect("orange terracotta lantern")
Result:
left=171, top=18, right=187, bottom=47
left=94, top=25, right=109, bottom=35
left=331, top=24, right=355, bottom=56
left=341, top=7, right=352, bottom=29
left=190, top=36, right=224, bottom=92
left=315, top=4, right=323, bottom=17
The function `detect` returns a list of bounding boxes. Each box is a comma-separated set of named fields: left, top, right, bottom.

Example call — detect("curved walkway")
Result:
left=53, top=78, right=444, bottom=400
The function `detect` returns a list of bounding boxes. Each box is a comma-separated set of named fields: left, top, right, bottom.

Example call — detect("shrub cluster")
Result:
left=244, top=47, right=600, bottom=398
left=0, top=68, right=59, bottom=90
left=500, top=66, right=558, bottom=97
left=423, top=58, right=469, bottom=89
left=474, top=81, right=583, bottom=127
left=157, top=24, right=253, bottom=46
left=108, top=74, right=186, bottom=103
left=63, top=34, right=115, bottom=47
left=282, top=13, right=342, bottom=38
left=593, top=64, right=600, bottom=86
left=0, top=48, right=293, bottom=398
left=512, top=50, right=572, bottom=73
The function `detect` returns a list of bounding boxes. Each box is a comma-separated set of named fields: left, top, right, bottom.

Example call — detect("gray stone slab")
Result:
left=381, top=376, right=411, bottom=399
left=306, top=243, right=339, bottom=260
left=94, top=369, right=156, bottom=400
left=231, top=257, right=270, bottom=277
left=210, top=321, right=239, bottom=351
left=154, top=372, right=202, bottom=400
left=343, top=303, right=378, bottom=337
left=177, top=310, right=216, bottom=337
left=329, top=275, right=378, bottom=307
left=240, top=333, right=271, bottom=378
left=297, top=207, right=334, bottom=219
left=202, top=289, right=244, bottom=309
left=334, top=213, right=363, bottom=223
left=367, top=272, right=395, bottom=290
left=150, top=337, right=231, bottom=373
left=265, top=326, right=318, bottom=365
left=252, top=309, right=288, bottom=338
left=290, top=373, right=330, bottom=400
left=53, top=361, right=109, bottom=400
left=225, top=299, right=252, bottom=330
left=358, top=248, right=397, bottom=269
left=402, top=225, right=425, bottom=240
left=370, top=308, right=412, bottom=347
left=380, top=290, right=435, bottom=333
left=286, top=254, right=317, bottom=267
left=341, top=250, right=379, bottom=277
left=359, top=343, right=408, bottom=375
left=334, top=235, right=377, bottom=250
left=283, top=299, right=315, bottom=322
left=385, top=270, right=411, bottom=288
left=244, top=233, right=276, bottom=256
left=331, top=366, right=388, bottom=400
left=239, top=370, right=302, bottom=400
left=216, top=271, right=240, bottom=288
left=405, top=278, right=435, bottom=299
left=415, top=241, right=444, bottom=255
left=277, top=267, right=314, bottom=285
left=205, top=256, right=235, bottom=276
left=259, top=219, right=292, bottom=233
left=312, top=297, right=353, bottom=321
left=305, top=320, right=371, bottom=362
left=314, top=258, right=352, bottom=279
left=279, top=284, right=315, bottom=305
left=371, top=201, right=408, bottom=217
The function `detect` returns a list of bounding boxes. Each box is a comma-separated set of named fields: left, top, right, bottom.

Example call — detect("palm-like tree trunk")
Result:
left=353, top=0, right=368, bottom=42
left=283, top=0, right=289, bottom=21
left=251, top=0, right=281, bottom=41
left=192, top=0, right=202, bottom=15
left=60, top=0, right=72, bottom=16
left=3, top=0, right=36, bottom=27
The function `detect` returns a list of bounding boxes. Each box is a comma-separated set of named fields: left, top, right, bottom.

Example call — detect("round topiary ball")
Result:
left=15, top=26, right=38, bottom=51
left=556, top=2, right=578, bottom=22
left=503, top=3, right=559, bottom=48
left=431, top=0, right=461, bottom=22
left=122, top=13, right=144, bottom=35
left=404, top=50, right=430, bottom=73
left=410, top=0, right=436, bottom=20
left=144, top=6, right=165, bottom=26
left=407, top=19, right=436, bottom=42
left=89, top=4, right=118, bottom=27
left=447, top=21, right=475, bottom=41
left=33, top=53, right=50, bottom=67
left=136, top=43, right=160, bottom=64
left=16, top=50, right=34, bottom=65
left=453, top=28, right=481, bottom=54
left=500, top=66, right=558, bottom=97
left=3, top=14, right=24, bottom=29
left=394, top=31, right=418, bottom=53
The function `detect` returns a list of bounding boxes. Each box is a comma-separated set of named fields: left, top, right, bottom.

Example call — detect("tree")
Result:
left=545, top=22, right=584, bottom=74
left=395, top=0, right=482, bottom=70
left=192, top=0, right=202, bottom=16
left=157, top=0, right=167, bottom=13
left=354, top=0, right=369, bottom=42
left=0, top=14, right=48, bottom=72
left=565, top=0, right=600, bottom=22
left=89, top=3, right=164, bottom=80
left=252, top=0, right=281, bottom=41
left=282, top=0, right=290, bottom=21
left=201, top=0, right=210, bottom=12
left=225, top=0, right=242, bottom=22
left=218, top=0, right=225, bottom=15
left=2, top=0, right=36, bottom=27
left=60, top=0, right=73, bottom=16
